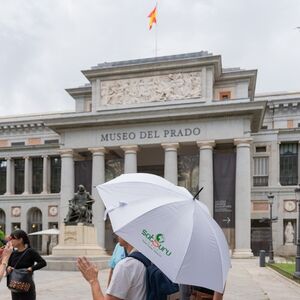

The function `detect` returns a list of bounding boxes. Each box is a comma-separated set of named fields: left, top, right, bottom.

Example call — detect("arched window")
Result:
left=0, top=209, right=6, bottom=233
left=27, top=208, right=42, bottom=252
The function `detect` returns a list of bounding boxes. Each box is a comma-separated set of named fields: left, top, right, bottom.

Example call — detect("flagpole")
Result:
left=155, top=1, right=158, bottom=57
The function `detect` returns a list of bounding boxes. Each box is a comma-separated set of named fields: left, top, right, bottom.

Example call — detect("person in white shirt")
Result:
left=77, top=237, right=147, bottom=300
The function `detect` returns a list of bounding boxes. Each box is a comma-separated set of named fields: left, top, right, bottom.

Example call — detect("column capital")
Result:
left=121, top=145, right=139, bottom=153
left=234, top=138, right=253, bottom=147
left=88, top=147, right=106, bottom=155
left=5, top=157, right=12, bottom=161
left=59, top=149, right=74, bottom=157
left=161, top=143, right=179, bottom=151
left=23, top=156, right=31, bottom=160
left=42, top=155, right=49, bottom=159
left=196, top=140, right=216, bottom=150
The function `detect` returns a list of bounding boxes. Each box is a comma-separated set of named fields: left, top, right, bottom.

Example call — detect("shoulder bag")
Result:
left=7, top=248, right=33, bottom=293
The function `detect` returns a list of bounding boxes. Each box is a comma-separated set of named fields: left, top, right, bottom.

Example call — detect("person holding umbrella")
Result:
left=77, top=237, right=147, bottom=300
left=96, top=173, right=230, bottom=296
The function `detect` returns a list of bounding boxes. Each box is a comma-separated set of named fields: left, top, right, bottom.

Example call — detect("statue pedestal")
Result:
left=45, top=223, right=109, bottom=271
left=276, top=244, right=297, bottom=256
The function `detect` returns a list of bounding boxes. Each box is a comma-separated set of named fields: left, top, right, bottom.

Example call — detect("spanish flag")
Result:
left=148, top=5, right=157, bottom=30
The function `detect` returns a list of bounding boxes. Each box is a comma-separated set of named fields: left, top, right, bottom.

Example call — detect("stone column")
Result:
left=5, top=157, right=12, bottom=195
left=42, top=155, right=49, bottom=194
left=23, top=156, right=30, bottom=195
left=233, top=138, right=253, bottom=258
left=121, top=145, right=139, bottom=174
left=60, top=150, right=75, bottom=223
left=197, top=140, right=215, bottom=215
left=162, top=143, right=179, bottom=185
left=89, top=147, right=106, bottom=250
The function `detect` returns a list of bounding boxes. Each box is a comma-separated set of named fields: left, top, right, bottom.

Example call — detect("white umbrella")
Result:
left=28, top=228, right=59, bottom=236
left=97, top=173, right=231, bottom=293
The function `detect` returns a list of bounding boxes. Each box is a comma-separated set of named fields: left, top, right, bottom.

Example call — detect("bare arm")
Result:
left=107, top=268, right=113, bottom=287
left=77, top=257, right=122, bottom=300
left=0, top=242, right=13, bottom=280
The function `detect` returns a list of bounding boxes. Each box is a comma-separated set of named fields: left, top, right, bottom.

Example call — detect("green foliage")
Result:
left=273, top=263, right=295, bottom=274
left=0, top=229, right=5, bottom=247
left=268, top=262, right=300, bottom=284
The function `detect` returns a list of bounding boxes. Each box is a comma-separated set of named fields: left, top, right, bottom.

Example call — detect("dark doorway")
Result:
left=137, top=165, right=164, bottom=177
left=27, top=208, right=43, bottom=253
left=75, top=160, right=92, bottom=193
left=251, top=219, right=271, bottom=256
left=213, top=145, right=236, bottom=250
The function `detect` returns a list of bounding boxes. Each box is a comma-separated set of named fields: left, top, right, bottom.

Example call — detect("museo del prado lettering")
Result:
left=100, top=127, right=201, bottom=142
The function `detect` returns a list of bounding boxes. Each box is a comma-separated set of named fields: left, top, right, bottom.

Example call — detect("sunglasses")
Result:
left=10, top=236, right=18, bottom=240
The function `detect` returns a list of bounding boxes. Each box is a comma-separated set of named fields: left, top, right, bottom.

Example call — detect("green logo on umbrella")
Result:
left=142, top=229, right=172, bottom=256
left=156, top=233, right=165, bottom=243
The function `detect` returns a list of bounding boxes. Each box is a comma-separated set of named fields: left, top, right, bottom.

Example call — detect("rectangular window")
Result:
left=287, top=120, right=294, bottom=129
left=32, top=157, right=43, bottom=194
left=255, top=146, right=267, bottom=153
left=219, top=91, right=231, bottom=100
left=44, top=139, right=59, bottom=145
left=253, top=157, right=269, bottom=186
left=50, top=156, right=61, bottom=193
left=11, top=142, right=25, bottom=147
left=280, top=143, right=298, bottom=185
left=0, top=160, right=6, bottom=195
left=14, top=158, right=24, bottom=194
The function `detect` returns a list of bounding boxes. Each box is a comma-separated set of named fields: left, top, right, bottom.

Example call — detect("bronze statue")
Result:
left=64, top=185, right=95, bottom=225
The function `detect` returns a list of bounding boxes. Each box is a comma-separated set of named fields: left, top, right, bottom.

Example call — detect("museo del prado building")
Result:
left=0, top=51, right=299, bottom=257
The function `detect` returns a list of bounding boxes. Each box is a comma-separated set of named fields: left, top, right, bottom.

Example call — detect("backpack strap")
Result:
left=128, top=251, right=151, bottom=267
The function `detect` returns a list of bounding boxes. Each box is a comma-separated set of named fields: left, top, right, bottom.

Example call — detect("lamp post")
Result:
left=267, top=192, right=275, bottom=263
left=294, top=185, right=300, bottom=278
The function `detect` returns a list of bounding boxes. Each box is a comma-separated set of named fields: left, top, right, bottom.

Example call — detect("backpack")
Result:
left=128, top=251, right=179, bottom=300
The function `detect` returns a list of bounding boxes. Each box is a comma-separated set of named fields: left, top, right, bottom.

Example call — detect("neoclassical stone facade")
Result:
left=0, top=52, right=299, bottom=257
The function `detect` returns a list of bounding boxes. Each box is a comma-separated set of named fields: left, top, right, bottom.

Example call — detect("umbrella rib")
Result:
left=201, top=209, right=227, bottom=289
left=174, top=202, right=196, bottom=283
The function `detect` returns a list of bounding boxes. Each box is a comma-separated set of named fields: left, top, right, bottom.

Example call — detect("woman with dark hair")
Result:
left=6, top=229, right=47, bottom=300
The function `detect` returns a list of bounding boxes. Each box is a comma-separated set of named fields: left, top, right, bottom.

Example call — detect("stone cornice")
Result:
left=0, top=148, right=61, bottom=158
left=0, top=193, right=60, bottom=201
left=82, top=53, right=222, bottom=81
left=0, top=144, right=60, bottom=153
left=65, top=85, right=92, bottom=98
left=44, top=100, right=267, bottom=134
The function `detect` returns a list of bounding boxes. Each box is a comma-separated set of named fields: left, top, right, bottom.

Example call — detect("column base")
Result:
left=232, top=248, right=254, bottom=258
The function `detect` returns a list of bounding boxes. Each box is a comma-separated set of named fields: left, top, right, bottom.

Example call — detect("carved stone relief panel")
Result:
left=100, top=71, right=202, bottom=105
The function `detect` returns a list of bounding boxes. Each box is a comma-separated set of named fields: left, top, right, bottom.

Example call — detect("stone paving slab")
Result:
left=1, top=258, right=300, bottom=299
left=224, top=259, right=300, bottom=300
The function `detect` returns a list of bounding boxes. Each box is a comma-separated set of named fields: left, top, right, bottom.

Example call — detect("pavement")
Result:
left=1, top=258, right=300, bottom=299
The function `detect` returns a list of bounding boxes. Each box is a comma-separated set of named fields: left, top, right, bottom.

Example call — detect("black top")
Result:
left=8, top=248, right=47, bottom=272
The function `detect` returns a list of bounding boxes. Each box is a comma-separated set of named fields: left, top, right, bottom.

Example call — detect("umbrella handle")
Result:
left=193, top=187, right=204, bottom=200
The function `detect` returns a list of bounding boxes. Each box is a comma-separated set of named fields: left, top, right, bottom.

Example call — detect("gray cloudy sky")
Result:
left=0, top=0, right=299, bottom=116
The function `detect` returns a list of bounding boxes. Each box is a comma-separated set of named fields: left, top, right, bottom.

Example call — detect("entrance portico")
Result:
left=44, top=52, right=266, bottom=257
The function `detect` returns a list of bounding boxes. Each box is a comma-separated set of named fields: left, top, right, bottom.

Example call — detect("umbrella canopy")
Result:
left=97, top=173, right=231, bottom=293
left=28, top=228, right=59, bottom=236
